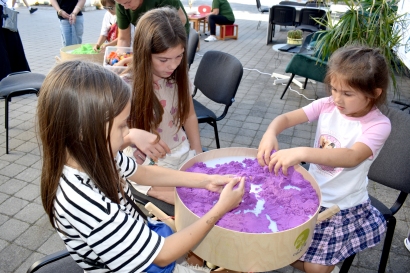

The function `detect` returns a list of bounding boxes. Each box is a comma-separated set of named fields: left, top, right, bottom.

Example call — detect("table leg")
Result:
left=266, top=22, right=273, bottom=45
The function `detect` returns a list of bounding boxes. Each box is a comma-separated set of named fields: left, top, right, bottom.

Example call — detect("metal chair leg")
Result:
left=5, top=98, right=9, bottom=154
left=280, top=74, right=296, bottom=99
left=213, top=121, right=220, bottom=149
left=303, top=77, right=309, bottom=89
left=339, top=253, right=356, bottom=273
left=378, top=216, right=396, bottom=273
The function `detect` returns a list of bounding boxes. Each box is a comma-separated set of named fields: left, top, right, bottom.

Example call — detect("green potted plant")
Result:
left=287, top=29, right=303, bottom=45
left=314, top=0, right=407, bottom=92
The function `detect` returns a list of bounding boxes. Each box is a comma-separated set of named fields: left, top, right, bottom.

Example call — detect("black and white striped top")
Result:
left=54, top=152, right=164, bottom=272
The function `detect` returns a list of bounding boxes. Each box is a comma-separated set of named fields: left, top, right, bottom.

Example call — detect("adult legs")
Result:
left=73, top=15, right=84, bottom=45
left=207, top=14, right=234, bottom=35
left=60, top=17, right=85, bottom=47
left=11, top=0, right=37, bottom=13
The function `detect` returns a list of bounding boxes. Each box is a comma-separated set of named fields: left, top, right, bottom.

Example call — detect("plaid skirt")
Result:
left=299, top=199, right=386, bottom=265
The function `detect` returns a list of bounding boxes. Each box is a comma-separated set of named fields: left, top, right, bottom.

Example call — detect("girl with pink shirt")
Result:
left=257, top=45, right=391, bottom=273
left=123, top=7, right=202, bottom=205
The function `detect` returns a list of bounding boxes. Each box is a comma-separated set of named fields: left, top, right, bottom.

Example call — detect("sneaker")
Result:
left=405, top=238, right=410, bottom=252
left=204, top=36, right=218, bottom=42
left=29, top=8, right=38, bottom=14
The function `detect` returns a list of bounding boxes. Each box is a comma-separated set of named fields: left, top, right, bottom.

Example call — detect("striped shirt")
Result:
left=54, top=152, right=164, bottom=272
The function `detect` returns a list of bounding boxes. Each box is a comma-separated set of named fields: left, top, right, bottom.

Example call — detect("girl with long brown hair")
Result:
left=124, top=7, right=202, bottom=204
left=37, top=60, right=244, bottom=273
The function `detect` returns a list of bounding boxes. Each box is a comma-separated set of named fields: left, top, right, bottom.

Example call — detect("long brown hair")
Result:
left=325, top=45, right=390, bottom=107
left=129, top=7, right=189, bottom=139
left=37, top=60, right=131, bottom=228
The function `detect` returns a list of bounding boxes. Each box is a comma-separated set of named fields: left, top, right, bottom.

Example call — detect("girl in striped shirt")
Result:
left=37, top=60, right=244, bottom=273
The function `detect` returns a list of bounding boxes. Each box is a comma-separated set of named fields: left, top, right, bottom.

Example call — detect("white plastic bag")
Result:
left=2, top=6, right=18, bottom=32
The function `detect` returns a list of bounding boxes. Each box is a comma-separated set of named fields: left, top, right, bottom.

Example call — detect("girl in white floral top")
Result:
left=123, top=7, right=202, bottom=205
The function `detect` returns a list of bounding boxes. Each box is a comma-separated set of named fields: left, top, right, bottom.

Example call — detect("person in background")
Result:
left=124, top=7, right=202, bottom=205
left=11, top=0, right=37, bottom=13
left=114, top=0, right=189, bottom=47
left=51, top=0, right=85, bottom=46
left=204, top=0, right=234, bottom=42
left=93, top=0, right=117, bottom=52
left=0, top=0, right=31, bottom=80
left=258, top=45, right=390, bottom=273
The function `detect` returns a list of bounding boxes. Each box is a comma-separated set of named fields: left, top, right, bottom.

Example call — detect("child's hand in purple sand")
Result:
left=216, top=177, right=245, bottom=213
left=257, top=135, right=279, bottom=167
left=269, top=148, right=305, bottom=175
left=206, top=175, right=239, bottom=193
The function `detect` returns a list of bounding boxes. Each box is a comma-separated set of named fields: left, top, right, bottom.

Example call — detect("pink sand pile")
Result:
left=177, top=158, right=319, bottom=233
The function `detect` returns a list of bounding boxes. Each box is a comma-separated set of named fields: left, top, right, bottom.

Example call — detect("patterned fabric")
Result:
left=299, top=199, right=386, bottom=265
left=54, top=152, right=165, bottom=272
left=154, top=78, right=190, bottom=151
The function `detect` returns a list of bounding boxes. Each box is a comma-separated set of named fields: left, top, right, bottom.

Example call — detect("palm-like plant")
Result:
left=314, top=0, right=407, bottom=91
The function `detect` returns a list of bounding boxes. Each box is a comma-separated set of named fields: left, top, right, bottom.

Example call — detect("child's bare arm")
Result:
left=269, top=142, right=373, bottom=175
left=100, top=38, right=118, bottom=50
left=183, top=97, right=202, bottom=155
left=123, top=129, right=171, bottom=163
left=257, top=109, right=308, bottom=166
left=154, top=177, right=245, bottom=266
left=93, top=35, right=108, bottom=51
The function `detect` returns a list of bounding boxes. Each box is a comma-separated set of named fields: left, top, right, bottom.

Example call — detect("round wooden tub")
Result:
left=176, top=147, right=321, bottom=272
left=59, top=44, right=104, bottom=64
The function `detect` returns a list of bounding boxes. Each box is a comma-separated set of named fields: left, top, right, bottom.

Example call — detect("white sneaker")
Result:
left=405, top=238, right=410, bottom=252
left=204, top=36, right=218, bottom=42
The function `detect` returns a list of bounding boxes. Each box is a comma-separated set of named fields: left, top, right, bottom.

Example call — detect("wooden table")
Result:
left=188, top=14, right=208, bottom=33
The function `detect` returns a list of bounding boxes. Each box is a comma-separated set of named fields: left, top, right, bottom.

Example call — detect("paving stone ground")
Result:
left=0, top=1, right=409, bottom=272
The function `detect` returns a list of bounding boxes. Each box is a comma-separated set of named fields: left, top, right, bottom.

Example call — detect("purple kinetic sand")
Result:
left=177, top=158, right=319, bottom=233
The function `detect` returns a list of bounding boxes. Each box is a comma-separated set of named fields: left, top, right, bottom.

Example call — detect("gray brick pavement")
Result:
left=0, top=0, right=409, bottom=272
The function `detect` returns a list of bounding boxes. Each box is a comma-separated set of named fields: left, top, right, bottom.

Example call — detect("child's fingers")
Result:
left=256, top=149, right=266, bottom=166
left=158, top=140, right=171, bottom=154
left=275, top=163, right=288, bottom=176
left=235, top=177, right=245, bottom=192
left=223, top=177, right=241, bottom=189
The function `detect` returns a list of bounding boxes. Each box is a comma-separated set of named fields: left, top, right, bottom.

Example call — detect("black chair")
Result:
left=296, top=8, right=327, bottom=33
left=27, top=249, right=83, bottom=273
left=305, top=0, right=329, bottom=7
left=187, top=27, right=199, bottom=70
left=266, top=5, right=296, bottom=45
left=256, top=0, right=269, bottom=30
left=339, top=107, right=410, bottom=273
left=280, top=53, right=328, bottom=99
left=192, top=51, right=243, bottom=149
left=0, top=71, right=46, bottom=154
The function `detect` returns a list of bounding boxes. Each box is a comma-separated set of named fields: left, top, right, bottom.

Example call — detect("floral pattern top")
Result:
left=153, top=78, right=192, bottom=150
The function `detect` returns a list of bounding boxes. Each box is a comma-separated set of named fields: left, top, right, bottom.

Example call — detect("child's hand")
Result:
left=113, top=56, right=132, bottom=67
left=257, top=134, right=279, bottom=167
left=128, top=129, right=171, bottom=162
left=216, top=177, right=245, bottom=214
left=205, top=175, right=237, bottom=193
left=269, top=148, right=304, bottom=175
left=93, top=44, right=100, bottom=52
